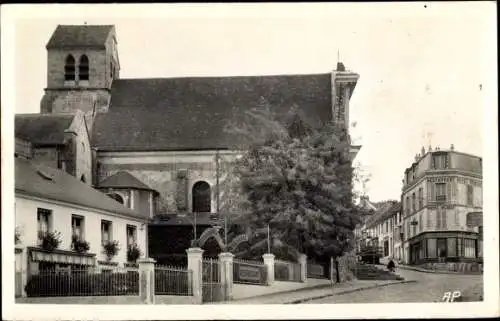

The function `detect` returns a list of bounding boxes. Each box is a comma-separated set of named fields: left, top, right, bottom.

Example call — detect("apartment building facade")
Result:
left=400, top=145, right=482, bottom=265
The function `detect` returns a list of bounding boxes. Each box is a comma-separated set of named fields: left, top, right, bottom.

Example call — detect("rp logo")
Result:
left=442, top=291, right=462, bottom=302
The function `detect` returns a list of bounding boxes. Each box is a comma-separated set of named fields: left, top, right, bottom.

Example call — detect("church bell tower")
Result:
left=40, top=24, right=120, bottom=132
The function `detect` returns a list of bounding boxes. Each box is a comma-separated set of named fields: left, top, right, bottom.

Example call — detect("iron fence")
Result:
left=24, top=266, right=139, bottom=297
left=202, top=258, right=224, bottom=303
left=154, top=264, right=192, bottom=296
left=233, top=258, right=268, bottom=285
left=307, top=262, right=326, bottom=279
left=274, top=259, right=301, bottom=282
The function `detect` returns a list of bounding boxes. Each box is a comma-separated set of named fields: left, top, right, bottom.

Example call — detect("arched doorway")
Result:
left=192, top=181, right=211, bottom=213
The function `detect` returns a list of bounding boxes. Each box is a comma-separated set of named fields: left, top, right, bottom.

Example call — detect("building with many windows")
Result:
left=400, top=145, right=482, bottom=265
left=14, top=139, right=148, bottom=297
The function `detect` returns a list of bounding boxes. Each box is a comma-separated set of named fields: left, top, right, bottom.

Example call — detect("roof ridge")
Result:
left=114, top=73, right=332, bottom=82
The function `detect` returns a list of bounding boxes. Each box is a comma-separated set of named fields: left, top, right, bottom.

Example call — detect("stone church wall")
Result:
left=96, top=151, right=238, bottom=215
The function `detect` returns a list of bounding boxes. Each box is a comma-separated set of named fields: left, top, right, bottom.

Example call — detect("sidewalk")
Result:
left=222, top=279, right=416, bottom=304
left=395, top=264, right=482, bottom=275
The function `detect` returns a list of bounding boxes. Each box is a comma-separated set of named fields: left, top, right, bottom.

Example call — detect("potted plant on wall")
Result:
left=15, top=227, right=22, bottom=245
left=127, top=243, right=142, bottom=263
left=71, top=235, right=90, bottom=253
left=102, top=240, right=120, bottom=261
left=39, top=231, right=62, bottom=252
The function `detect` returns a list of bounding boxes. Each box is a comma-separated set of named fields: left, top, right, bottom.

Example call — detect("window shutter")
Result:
left=442, top=209, right=447, bottom=229
left=446, top=182, right=452, bottom=203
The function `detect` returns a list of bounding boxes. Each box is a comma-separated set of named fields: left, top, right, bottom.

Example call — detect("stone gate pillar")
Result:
left=219, top=252, right=234, bottom=301
left=187, top=247, right=204, bottom=304
left=138, top=258, right=156, bottom=304
left=298, top=253, right=307, bottom=283
left=262, top=253, right=275, bottom=285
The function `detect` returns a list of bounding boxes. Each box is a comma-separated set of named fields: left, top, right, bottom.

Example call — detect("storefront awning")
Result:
left=28, top=247, right=96, bottom=266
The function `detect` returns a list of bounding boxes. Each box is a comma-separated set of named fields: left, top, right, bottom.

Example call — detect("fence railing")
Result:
left=307, top=262, right=326, bottom=279
left=202, top=258, right=224, bottom=303
left=24, top=267, right=139, bottom=297
left=274, top=259, right=301, bottom=282
left=233, top=258, right=268, bottom=285
left=154, top=264, right=192, bottom=296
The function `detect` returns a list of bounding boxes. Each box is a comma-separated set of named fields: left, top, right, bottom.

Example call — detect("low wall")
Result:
left=16, top=296, right=141, bottom=304
left=16, top=295, right=197, bottom=305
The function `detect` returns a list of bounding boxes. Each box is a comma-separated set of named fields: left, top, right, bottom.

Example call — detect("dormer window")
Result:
left=432, top=152, right=449, bottom=169
left=64, top=55, right=76, bottom=81
left=79, top=55, right=89, bottom=81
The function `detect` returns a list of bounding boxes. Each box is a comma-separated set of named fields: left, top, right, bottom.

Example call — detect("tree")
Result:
left=223, top=103, right=369, bottom=261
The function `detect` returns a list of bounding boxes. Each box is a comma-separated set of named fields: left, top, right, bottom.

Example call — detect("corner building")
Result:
left=401, top=146, right=482, bottom=265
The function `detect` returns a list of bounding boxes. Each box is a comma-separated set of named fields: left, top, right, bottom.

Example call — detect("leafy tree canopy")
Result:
left=219, top=103, right=371, bottom=261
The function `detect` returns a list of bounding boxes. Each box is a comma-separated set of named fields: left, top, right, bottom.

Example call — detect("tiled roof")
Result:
left=15, top=157, right=144, bottom=219
left=46, top=25, right=114, bottom=49
left=15, top=114, right=75, bottom=145
left=365, top=201, right=400, bottom=228
left=91, top=74, right=332, bottom=151
left=98, top=171, right=158, bottom=193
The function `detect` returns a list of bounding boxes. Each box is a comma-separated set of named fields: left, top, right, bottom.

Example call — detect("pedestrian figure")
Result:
left=387, top=258, right=396, bottom=272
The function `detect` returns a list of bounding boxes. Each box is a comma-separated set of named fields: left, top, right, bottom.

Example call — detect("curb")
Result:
left=287, top=280, right=418, bottom=304
left=397, top=265, right=483, bottom=275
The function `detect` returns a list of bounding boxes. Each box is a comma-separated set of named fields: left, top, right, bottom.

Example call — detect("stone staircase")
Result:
left=354, top=264, right=404, bottom=281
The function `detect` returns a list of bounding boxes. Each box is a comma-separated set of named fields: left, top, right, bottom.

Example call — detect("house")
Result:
left=14, top=140, right=148, bottom=297
left=362, top=200, right=400, bottom=260
left=18, top=24, right=364, bottom=264
left=400, top=145, right=482, bottom=265
left=15, top=110, right=92, bottom=185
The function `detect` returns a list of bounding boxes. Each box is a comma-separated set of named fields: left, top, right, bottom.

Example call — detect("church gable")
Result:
left=91, top=74, right=333, bottom=152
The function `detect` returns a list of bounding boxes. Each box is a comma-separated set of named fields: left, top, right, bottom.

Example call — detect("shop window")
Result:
left=427, top=238, right=437, bottom=258
left=464, top=239, right=476, bottom=258
left=447, top=238, right=457, bottom=257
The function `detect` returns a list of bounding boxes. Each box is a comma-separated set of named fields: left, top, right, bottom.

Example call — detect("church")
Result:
left=16, top=24, right=362, bottom=264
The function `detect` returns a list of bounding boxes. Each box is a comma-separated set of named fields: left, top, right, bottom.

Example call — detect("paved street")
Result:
left=304, top=268, right=483, bottom=303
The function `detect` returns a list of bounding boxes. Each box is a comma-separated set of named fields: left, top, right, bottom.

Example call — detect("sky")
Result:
left=6, top=2, right=496, bottom=202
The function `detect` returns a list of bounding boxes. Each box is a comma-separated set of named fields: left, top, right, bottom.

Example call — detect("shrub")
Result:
left=127, top=244, right=141, bottom=263
left=103, top=240, right=120, bottom=260
left=15, top=227, right=21, bottom=245
left=40, top=231, right=62, bottom=251
left=71, top=235, right=90, bottom=253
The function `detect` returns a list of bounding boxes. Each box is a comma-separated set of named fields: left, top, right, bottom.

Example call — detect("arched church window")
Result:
left=107, top=193, right=124, bottom=204
left=79, top=55, right=89, bottom=81
left=64, top=55, right=76, bottom=81
left=192, top=181, right=211, bottom=213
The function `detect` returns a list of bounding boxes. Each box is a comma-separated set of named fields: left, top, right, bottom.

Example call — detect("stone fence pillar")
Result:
left=219, top=252, right=234, bottom=301
left=138, top=258, right=156, bottom=304
left=187, top=247, right=204, bottom=304
left=262, top=253, right=275, bottom=285
left=298, top=253, right=307, bottom=283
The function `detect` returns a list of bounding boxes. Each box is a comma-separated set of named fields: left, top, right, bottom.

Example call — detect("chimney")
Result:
left=421, top=146, right=426, bottom=155
left=450, top=144, right=455, bottom=151
left=336, top=62, right=346, bottom=72
left=428, top=145, right=433, bottom=152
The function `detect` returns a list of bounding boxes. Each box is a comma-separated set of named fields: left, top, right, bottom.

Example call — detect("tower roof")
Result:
left=46, top=25, right=114, bottom=49
left=98, top=171, right=158, bottom=193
